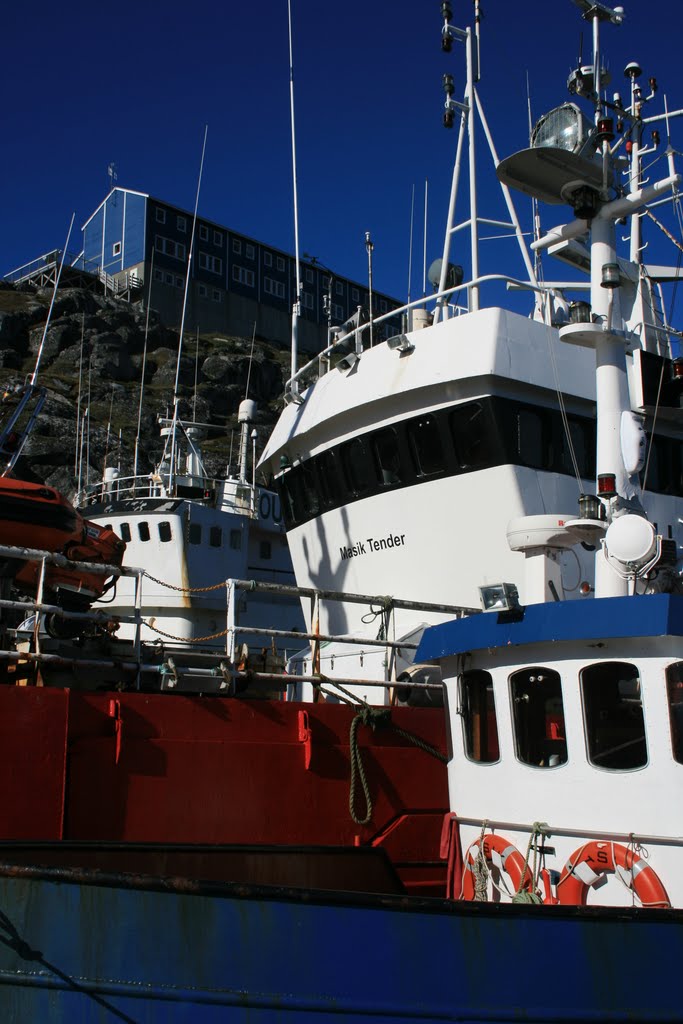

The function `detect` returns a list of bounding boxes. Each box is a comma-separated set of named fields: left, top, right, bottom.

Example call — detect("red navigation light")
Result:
left=580, top=582, right=593, bottom=595
left=597, top=473, right=617, bottom=497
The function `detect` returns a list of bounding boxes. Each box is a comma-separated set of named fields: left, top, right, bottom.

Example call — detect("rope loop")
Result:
left=511, top=821, right=548, bottom=904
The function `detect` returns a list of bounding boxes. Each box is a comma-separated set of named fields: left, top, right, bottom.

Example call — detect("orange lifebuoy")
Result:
left=557, top=841, right=670, bottom=908
left=462, top=833, right=533, bottom=901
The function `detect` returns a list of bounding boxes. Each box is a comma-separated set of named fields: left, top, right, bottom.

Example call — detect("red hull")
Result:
left=0, top=687, right=449, bottom=895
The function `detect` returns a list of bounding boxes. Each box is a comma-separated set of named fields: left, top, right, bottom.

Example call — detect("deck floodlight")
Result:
left=336, top=351, right=359, bottom=372
left=479, top=583, right=520, bottom=613
left=386, top=333, right=415, bottom=354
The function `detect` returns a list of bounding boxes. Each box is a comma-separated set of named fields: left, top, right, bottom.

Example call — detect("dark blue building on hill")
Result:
left=77, top=188, right=401, bottom=351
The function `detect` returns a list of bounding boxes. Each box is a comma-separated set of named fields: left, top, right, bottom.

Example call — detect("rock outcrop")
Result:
left=0, top=282, right=291, bottom=499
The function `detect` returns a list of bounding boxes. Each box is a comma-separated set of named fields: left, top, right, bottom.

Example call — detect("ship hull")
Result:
left=0, top=858, right=679, bottom=1022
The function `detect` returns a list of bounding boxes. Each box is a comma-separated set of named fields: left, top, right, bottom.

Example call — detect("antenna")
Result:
left=288, top=0, right=302, bottom=391
left=365, top=231, right=374, bottom=347
left=133, top=244, right=155, bottom=479
left=168, top=123, right=209, bottom=493
left=245, top=321, right=257, bottom=401
left=423, top=179, right=429, bottom=299
left=31, top=213, right=75, bottom=385
left=407, top=183, right=415, bottom=323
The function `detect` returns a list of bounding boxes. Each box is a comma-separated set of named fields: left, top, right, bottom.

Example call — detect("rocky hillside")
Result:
left=0, top=280, right=292, bottom=499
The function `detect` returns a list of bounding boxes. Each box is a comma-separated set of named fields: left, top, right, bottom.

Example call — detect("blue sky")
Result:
left=2, top=0, right=682, bottom=311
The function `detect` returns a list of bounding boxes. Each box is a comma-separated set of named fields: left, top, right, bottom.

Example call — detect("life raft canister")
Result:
left=557, top=841, right=670, bottom=908
left=462, top=833, right=533, bottom=900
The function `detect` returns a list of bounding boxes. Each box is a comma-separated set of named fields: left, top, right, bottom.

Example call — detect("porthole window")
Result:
left=120, top=523, right=131, bottom=543
left=581, top=661, right=646, bottom=770
left=188, top=523, right=201, bottom=545
left=158, top=521, right=172, bottom=543
left=510, top=667, right=567, bottom=768
left=138, top=522, right=150, bottom=542
left=461, top=670, right=500, bottom=763
left=666, top=662, right=683, bottom=763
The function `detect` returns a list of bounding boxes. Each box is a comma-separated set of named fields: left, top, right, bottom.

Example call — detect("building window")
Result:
left=209, top=526, right=222, bottom=547
left=199, top=252, right=223, bottom=275
left=158, top=521, right=172, bottom=543
left=233, top=265, right=255, bottom=287
left=461, top=670, right=500, bottom=763
left=188, top=523, right=202, bottom=545
left=175, top=276, right=183, bottom=288
left=214, top=230, right=223, bottom=246
left=351, top=287, right=359, bottom=302
left=232, top=238, right=242, bottom=254
left=245, top=243, right=255, bottom=260
left=199, top=225, right=208, bottom=241
left=336, top=281, right=344, bottom=296
left=264, top=276, right=285, bottom=298
left=112, top=241, right=121, bottom=256
left=229, top=529, right=241, bottom=550
left=322, top=276, right=330, bottom=290
left=581, top=662, right=646, bottom=770
left=198, top=283, right=208, bottom=297
left=331, top=303, right=344, bottom=320
left=155, top=208, right=166, bottom=224
left=260, top=541, right=272, bottom=560
left=165, top=272, right=174, bottom=285
left=264, top=252, right=272, bottom=267
left=511, top=667, right=567, bottom=768
left=177, top=215, right=187, bottom=233
left=305, top=268, right=314, bottom=284
left=276, top=256, right=285, bottom=272
left=212, top=289, right=221, bottom=302
left=138, top=522, right=151, bottom=542
left=301, top=292, right=314, bottom=309
left=155, top=236, right=186, bottom=261
left=379, top=299, right=387, bottom=313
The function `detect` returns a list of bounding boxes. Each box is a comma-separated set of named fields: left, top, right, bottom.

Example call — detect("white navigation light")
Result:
left=604, top=515, right=658, bottom=568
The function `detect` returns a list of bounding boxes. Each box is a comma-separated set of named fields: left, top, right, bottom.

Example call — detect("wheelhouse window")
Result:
left=120, top=523, right=131, bottom=543
left=510, top=667, right=567, bottom=768
left=158, top=521, right=172, bottom=543
left=138, top=522, right=150, bottom=542
left=407, top=415, right=444, bottom=477
left=372, top=428, right=402, bottom=486
left=461, top=670, right=500, bottom=763
left=450, top=401, right=500, bottom=472
left=209, top=526, right=222, bottom=547
left=341, top=438, right=374, bottom=496
left=581, top=661, right=647, bottom=770
left=317, top=448, right=343, bottom=510
left=666, top=662, right=683, bottom=763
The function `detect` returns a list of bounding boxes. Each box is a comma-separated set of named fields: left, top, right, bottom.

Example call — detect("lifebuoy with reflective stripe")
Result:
left=462, top=833, right=533, bottom=900
left=557, top=841, right=670, bottom=908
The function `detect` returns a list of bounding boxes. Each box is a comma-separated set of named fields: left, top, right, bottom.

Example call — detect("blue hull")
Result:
left=0, top=860, right=681, bottom=1022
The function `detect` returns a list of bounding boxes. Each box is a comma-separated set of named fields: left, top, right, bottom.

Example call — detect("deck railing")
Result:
left=0, top=543, right=475, bottom=700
